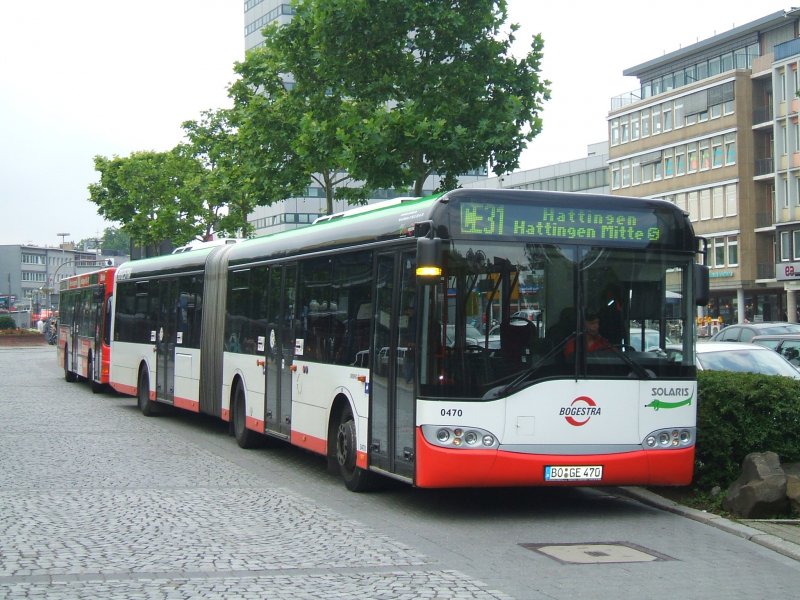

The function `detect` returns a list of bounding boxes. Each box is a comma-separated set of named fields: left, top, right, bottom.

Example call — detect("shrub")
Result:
left=695, top=370, right=800, bottom=489
left=0, top=315, right=15, bottom=330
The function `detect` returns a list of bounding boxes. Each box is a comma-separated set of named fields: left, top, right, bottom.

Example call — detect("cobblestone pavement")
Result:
left=0, top=348, right=510, bottom=600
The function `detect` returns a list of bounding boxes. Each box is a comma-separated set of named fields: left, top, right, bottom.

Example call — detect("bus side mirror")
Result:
left=694, top=264, right=709, bottom=306
left=416, top=237, right=442, bottom=277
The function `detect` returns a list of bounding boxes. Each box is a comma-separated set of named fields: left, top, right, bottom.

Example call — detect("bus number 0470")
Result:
left=440, top=408, right=463, bottom=417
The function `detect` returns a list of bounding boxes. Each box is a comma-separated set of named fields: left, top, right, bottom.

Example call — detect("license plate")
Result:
left=544, top=465, right=603, bottom=481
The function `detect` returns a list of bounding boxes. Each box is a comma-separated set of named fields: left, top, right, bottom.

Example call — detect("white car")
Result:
left=693, top=342, right=800, bottom=378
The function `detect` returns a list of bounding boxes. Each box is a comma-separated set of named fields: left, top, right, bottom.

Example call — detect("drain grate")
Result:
left=520, top=542, right=674, bottom=564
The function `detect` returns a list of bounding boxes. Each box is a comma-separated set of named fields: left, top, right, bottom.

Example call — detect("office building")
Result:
left=609, top=9, right=800, bottom=324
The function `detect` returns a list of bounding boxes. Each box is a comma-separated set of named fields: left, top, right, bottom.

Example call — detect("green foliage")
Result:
left=101, top=227, right=130, bottom=255
left=88, top=150, right=207, bottom=248
left=695, top=370, right=800, bottom=489
left=0, top=315, right=15, bottom=330
left=180, top=109, right=254, bottom=238
left=293, top=0, right=551, bottom=195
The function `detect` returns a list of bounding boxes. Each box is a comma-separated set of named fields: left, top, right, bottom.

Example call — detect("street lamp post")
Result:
left=54, top=233, right=71, bottom=311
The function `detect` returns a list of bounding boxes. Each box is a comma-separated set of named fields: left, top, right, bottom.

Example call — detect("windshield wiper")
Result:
left=483, top=332, right=577, bottom=399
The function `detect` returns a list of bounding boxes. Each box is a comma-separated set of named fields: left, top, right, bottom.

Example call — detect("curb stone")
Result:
left=616, top=486, right=800, bottom=562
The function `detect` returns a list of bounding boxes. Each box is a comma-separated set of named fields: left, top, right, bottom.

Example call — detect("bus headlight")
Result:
left=643, top=428, right=695, bottom=450
left=422, top=424, right=499, bottom=450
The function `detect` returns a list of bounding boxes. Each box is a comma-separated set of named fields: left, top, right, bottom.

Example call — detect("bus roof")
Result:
left=117, top=189, right=696, bottom=278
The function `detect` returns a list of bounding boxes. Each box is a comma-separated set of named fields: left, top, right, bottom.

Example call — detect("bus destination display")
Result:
left=459, top=202, right=665, bottom=244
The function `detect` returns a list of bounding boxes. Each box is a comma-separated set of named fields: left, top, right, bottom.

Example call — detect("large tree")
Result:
left=288, top=0, right=551, bottom=195
left=88, top=150, right=206, bottom=248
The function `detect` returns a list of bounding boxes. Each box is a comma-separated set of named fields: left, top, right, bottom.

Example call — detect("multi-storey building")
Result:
left=464, top=142, right=609, bottom=194
left=609, top=9, right=800, bottom=325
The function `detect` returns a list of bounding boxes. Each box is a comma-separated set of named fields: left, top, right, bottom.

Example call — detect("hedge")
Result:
left=0, top=315, right=15, bottom=330
left=695, top=370, right=800, bottom=489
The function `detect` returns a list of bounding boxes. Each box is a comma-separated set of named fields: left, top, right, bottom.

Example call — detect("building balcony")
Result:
left=776, top=38, right=800, bottom=61
left=755, top=212, right=774, bottom=229
left=757, top=263, right=776, bottom=280
left=755, top=158, right=774, bottom=177
left=752, top=105, right=774, bottom=124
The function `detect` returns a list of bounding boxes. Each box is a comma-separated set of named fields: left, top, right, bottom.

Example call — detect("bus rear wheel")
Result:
left=64, top=347, right=76, bottom=383
left=335, top=406, right=375, bottom=492
left=233, top=384, right=262, bottom=449
left=137, top=368, right=157, bottom=416
left=88, top=354, right=103, bottom=394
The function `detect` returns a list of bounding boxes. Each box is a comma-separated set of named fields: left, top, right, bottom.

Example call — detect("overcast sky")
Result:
left=0, top=1, right=783, bottom=247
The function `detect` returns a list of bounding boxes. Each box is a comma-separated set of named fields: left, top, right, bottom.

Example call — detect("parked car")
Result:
left=629, top=328, right=674, bottom=352
left=692, top=342, right=800, bottom=378
left=708, top=322, right=800, bottom=343
left=750, top=333, right=800, bottom=367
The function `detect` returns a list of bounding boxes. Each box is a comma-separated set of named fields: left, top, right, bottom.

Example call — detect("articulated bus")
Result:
left=58, top=267, right=116, bottom=393
left=109, top=189, right=708, bottom=491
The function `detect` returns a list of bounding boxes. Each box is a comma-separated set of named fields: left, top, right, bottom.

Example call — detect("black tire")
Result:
left=335, top=406, right=375, bottom=492
left=64, top=347, right=77, bottom=383
left=137, top=367, right=157, bottom=416
left=233, top=384, right=262, bottom=449
left=88, top=354, right=102, bottom=394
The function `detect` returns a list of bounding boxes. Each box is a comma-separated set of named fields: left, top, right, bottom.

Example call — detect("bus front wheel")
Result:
left=335, top=406, right=375, bottom=492
left=137, top=368, right=157, bottom=417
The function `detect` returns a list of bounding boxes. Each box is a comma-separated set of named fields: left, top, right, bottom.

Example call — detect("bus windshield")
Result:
left=418, top=241, right=695, bottom=399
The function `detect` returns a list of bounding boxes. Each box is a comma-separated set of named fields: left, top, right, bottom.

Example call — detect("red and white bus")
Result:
left=109, top=189, right=708, bottom=491
left=58, top=267, right=116, bottom=393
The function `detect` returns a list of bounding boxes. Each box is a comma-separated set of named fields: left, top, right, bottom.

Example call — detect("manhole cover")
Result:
left=521, top=542, right=674, bottom=564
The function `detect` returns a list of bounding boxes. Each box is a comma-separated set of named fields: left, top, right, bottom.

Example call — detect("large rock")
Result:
left=784, top=462, right=800, bottom=514
left=722, top=451, right=789, bottom=518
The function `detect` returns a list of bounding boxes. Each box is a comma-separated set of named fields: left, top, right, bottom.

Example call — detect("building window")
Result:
left=663, top=105, right=673, bottom=132
left=663, top=149, right=674, bottom=178
left=782, top=123, right=788, bottom=155
left=620, top=116, right=629, bottom=143
left=687, top=142, right=698, bottom=173
left=630, top=114, right=640, bottom=141
left=699, top=140, right=711, bottom=170
left=724, top=134, right=736, bottom=165
left=700, top=189, right=711, bottom=220
left=712, top=136, right=723, bottom=168
left=725, top=184, right=736, bottom=217
left=714, top=238, right=725, bottom=267
left=632, top=160, right=641, bottom=186
left=676, top=193, right=687, bottom=212
left=784, top=177, right=790, bottom=208
left=687, top=191, right=699, bottom=222
left=673, top=145, right=685, bottom=176
left=727, top=237, right=738, bottom=266
left=673, top=100, right=684, bottom=129
left=794, top=231, right=800, bottom=260
left=782, top=231, right=791, bottom=261
left=611, top=163, right=620, bottom=189
left=610, top=119, right=619, bottom=146
left=641, top=109, right=650, bottom=137
left=712, top=187, right=724, bottom=218
left=652, top=106, right=661, bottom=135
left=621, top=160, right=631, bottom=187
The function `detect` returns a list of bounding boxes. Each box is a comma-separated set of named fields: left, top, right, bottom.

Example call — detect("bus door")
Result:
left=68, top=290, right=85, bottom=375
left=265, top=264, right=295, bottom=437
left=370, top=250, right=416, bottom=479
left=154, top=278, right=178, bottom=405
left=91, top=286, right=104, bottom=381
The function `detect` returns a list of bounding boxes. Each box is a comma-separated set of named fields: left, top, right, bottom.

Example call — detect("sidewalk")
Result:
left=619, top=487, right=800, bottom=562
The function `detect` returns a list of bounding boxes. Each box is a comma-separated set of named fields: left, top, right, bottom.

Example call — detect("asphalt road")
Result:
left=2, top=346, right=799, bottom=599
